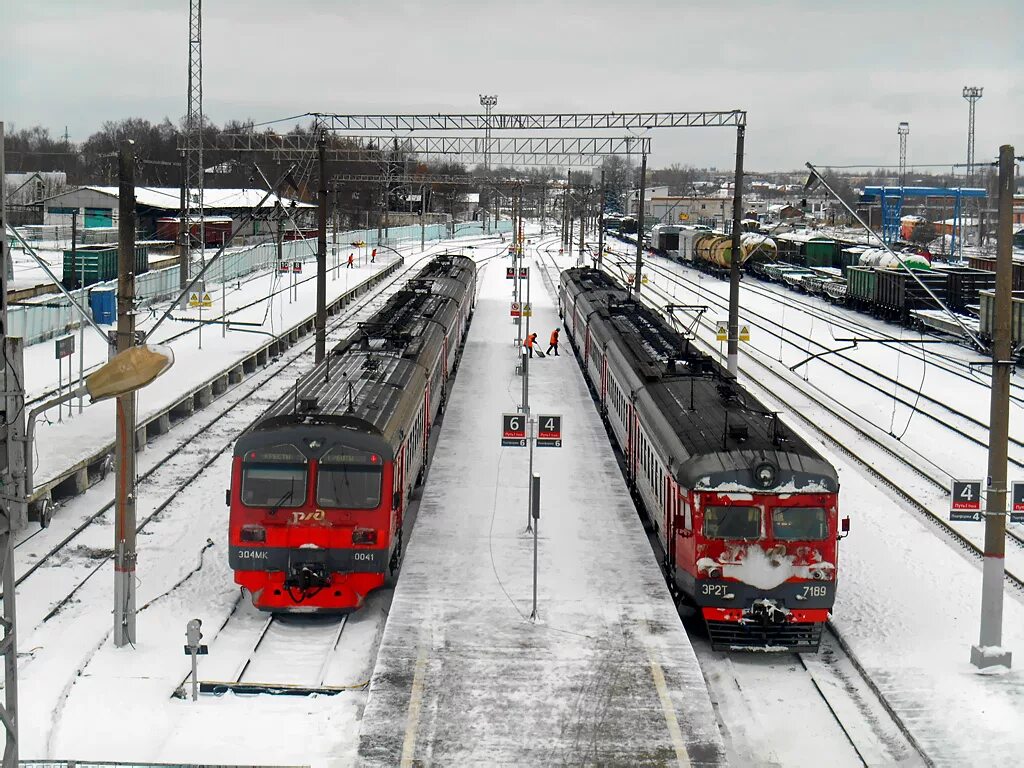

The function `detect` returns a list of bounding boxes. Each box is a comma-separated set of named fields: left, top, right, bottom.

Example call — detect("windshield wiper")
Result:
left=268, top=478, right=295, bottom=515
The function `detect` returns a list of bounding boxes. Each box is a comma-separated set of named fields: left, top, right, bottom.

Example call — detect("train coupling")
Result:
left=284, top=562, right=331, bottom=591
left=743, top=598, right=791, bottom=626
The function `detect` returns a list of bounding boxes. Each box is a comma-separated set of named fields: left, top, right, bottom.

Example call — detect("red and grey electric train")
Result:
left=227, top=254, right=477, bottom=611
left=560, top=267, right=848, bottom=650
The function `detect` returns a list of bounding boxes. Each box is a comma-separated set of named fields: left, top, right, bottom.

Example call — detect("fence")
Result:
left=8, top=220, right=513, bottom=346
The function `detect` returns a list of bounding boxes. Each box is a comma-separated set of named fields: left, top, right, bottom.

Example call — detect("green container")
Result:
left=63, top=245, right=149, bottom=288
left=804, top=240, right=838, bottom=269
left=846, top=266, right=877, bottom=304
left=837, top=248, right=863, bottom=275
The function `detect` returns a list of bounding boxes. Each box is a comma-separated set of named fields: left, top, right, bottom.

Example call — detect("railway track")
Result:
left=603, top=234, right=1024, bottom=406
left=608, top=252, right=1024, bottom=472
left=12, top=246, right=505, bottom=629
left=538, top=237, right=970, bottom=766
left=189, top=609, right=357, bottom=696
left=623, top=263, right=1024, bottom=586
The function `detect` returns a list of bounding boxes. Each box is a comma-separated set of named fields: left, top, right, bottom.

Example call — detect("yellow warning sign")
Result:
left=189, top=292, right=213, bottom=309
left=739, top=324, right=750, bottom=342
left=715, top=320, right=728, bottom=342
left=523, top=302, right=533, bottom=318
left=641, top=274, right=649, bottom=285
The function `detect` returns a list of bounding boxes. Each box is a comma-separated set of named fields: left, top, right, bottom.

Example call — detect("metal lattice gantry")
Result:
left=183, top=0, right=204, bottom=261
left=330, top=173, right=568, bottom=189
left=309, top=110, right=746, bottom=131
left=210, top=133, right=651, bottom=166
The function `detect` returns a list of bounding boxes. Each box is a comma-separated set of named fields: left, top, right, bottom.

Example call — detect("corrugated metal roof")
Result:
left=45, top=185, right=313, bottom=211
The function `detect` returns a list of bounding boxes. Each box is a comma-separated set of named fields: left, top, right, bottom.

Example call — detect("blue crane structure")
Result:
left=861, top=185, right=987, bottom=255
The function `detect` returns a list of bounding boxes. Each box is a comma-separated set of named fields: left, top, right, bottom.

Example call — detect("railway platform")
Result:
left=355, top=248, right=726, bottom=765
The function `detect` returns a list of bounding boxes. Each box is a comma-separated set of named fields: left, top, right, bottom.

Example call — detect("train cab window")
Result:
left=317, top=446, right=383, bottom=509
left=771, top=507, right=828, bottom=541
left=703, top=505, right=762, bottom=540
left=241, top=444, right=307, bottom=508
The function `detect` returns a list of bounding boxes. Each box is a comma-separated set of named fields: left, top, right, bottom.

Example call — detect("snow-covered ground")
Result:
left=11, top=223, right=1024, bottom=767
left=594, top=241, right=1024, bottom=766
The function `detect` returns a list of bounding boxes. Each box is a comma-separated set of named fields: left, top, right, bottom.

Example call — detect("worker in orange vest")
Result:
left=546, top=328, right=560, bottom=356
left=347, top=252, right=354, bottom=268
left=524, top=332, right=538, bottom=358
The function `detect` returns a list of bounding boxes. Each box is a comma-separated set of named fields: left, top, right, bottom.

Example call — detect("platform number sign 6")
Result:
left=501, top=413, right=527, bottom=447
left=950, top=479, right=983, bottom=521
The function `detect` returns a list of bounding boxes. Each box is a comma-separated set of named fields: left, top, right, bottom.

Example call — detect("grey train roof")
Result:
left=236, top=254, right=476, bottom=456
left=562, top=268, right=838, bottom=493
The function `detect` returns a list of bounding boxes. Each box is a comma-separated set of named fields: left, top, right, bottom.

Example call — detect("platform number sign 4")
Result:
left=537, top=414, right=562, bottom=448
left=501, top=413, right=527, bottom=447
left=950, top=479, right=983, bottom=521
left=1011, top=482, right=1024, bottom=524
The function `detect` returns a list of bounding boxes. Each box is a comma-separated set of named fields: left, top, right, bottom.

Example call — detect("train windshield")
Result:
left=703, top=505, right=762, bottom=540
left=240, top=443, right=308, bottom=508
left=317, top=446, right=383, bottom=510
left=771, top=507, right=828, bottom=541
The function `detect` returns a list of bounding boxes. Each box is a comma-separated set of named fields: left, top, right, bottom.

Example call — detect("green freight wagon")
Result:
left=845, top=266, right=877, bottom=308
left=804, top=239, right=838, bottom=269
left=837, top=247, right=865, bottom=275
left=62, top=244, right=149, bottom=288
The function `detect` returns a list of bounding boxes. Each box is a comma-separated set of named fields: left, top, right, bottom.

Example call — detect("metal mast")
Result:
left=184, top=0, right=204, bottom=276
left=962, top=86, right=983, bottom=253
left=479, top=95, right=497, bottom=232
left=963, top=86, right=983, bottom=185
left=898, top=122, right=909, bottom=189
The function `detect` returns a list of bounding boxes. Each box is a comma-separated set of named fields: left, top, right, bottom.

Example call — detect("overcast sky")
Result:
left=3, top=0, right=1021, bottom=172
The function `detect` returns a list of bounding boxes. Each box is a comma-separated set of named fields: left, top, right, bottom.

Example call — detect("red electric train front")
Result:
left=228, top=419, right=398, bottom=612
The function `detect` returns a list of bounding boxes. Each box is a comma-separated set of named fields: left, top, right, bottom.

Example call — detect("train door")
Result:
left=600, top=353, right=608, bottom=406
left=625, top=400, right=637, bottom=483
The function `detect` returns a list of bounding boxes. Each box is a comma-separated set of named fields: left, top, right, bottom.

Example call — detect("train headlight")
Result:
left=240, top=525, right=266, bottom=543
left=753, top=461, right=776, bottom=489
left=353, top=527, right=378, bottom=545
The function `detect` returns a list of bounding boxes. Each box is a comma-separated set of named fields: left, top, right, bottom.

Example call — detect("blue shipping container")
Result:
left=90, top=287, right=116, bottom=324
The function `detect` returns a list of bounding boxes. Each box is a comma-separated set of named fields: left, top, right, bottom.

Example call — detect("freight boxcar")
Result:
left=966, top=255, right=1024, bottom=292
left=932, top=265, right=997, bottom=312
left=978, top=290, right=1024, bottom=352
left=62, top=244, right=149, bottom=288
left=845, top=266, right=877, bottom=309
left=874, top=269, right=949, bottom=321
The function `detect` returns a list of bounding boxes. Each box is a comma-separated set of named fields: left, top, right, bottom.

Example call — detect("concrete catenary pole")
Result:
left=970, top=143, right=1015, bottom=670
left=315, top=132, right=328, bottom=363
left=540, top=182, right=546, bottom=236
left=726, top=125, right=746, bottom=377
left=597, top=169, right=606, bottom=268
left=0, top=119, right=24, bottom=768
left=632, top=152, right=648, bottom=296
left=564, top=171, right=571, bottom=248
left=114, top=140, right=138, bottom=648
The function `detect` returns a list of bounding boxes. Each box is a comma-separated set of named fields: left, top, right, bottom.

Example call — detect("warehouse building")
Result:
left=40, top=186, right=314, bottom=242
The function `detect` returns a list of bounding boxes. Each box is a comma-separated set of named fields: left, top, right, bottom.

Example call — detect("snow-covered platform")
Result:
left=356, top=253, right=726, bottom=765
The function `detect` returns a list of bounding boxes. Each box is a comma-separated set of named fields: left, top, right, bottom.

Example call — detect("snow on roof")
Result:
left=67, top=186, right=313, bottom=211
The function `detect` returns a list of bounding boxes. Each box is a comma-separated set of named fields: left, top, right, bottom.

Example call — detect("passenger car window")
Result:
left=702, top=505, right=761, bottom=539
left=771, top=507, right=828, bottom=540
